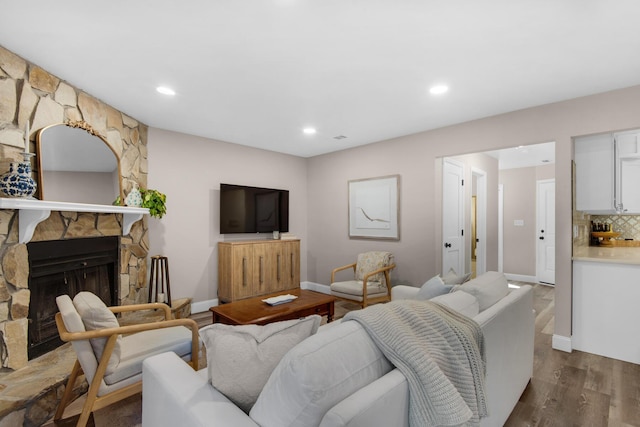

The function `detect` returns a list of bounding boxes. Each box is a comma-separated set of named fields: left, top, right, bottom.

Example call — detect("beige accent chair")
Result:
left=330, top=251, right=396, bottom=308
left=54, top=292, right=200, bottom=427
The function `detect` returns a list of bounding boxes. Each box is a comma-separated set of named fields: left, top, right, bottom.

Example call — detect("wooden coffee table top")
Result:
left=209, top=289, right=336, bottom=325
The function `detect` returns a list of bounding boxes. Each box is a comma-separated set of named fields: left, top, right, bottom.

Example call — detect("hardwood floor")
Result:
left=505, top=282, right=640, bottom=427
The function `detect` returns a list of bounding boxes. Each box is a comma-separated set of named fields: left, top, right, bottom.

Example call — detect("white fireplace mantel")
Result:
left=0, top=198, right=149, bottom=243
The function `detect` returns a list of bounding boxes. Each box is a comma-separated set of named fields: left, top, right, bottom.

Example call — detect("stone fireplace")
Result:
left=0, top=45, right=150, bottom=371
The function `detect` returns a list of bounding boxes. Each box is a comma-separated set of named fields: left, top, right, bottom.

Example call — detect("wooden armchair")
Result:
left=330, top=251, right=396, bottom=308
left=54, top=292, right=200, bottom=427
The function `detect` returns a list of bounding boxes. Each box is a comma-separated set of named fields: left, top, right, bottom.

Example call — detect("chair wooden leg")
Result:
left=76, top=375, right=102, bottom=427
left=54, top=359, right=82, bottom=421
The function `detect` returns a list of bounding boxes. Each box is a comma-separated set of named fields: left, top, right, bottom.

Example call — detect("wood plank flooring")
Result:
left=505, top=282, right=640, bottom=427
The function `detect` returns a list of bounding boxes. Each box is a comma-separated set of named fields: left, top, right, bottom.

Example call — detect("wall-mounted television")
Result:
left=219, top=183, right=289, bottom=234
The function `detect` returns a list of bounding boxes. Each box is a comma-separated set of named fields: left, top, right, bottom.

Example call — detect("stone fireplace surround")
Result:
left=0, top=46, right=150, bottom=424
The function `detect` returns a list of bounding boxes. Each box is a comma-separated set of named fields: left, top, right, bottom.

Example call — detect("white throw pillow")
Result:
left=199, top=315, right=321, bottom=413
left=416, top=275, right=453, bottom=300
left=72, top=292, right=121, bottom=375
left=250, top=320, right=393, bottom=427
left=441, top=268, right=472, bottom=284
left=431, top=290, right=480, bottom=318
left=455, top=271, right=509, bottom=311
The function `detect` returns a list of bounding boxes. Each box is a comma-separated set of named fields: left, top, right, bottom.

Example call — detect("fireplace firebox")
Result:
left=27, top=236, right=119, bottom=360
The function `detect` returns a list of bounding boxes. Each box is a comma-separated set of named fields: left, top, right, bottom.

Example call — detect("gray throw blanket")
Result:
left=344, top=300, right=488, bottom=427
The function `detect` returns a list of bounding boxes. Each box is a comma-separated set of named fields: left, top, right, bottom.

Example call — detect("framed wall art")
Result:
left=348, top=174, right=400, bottom=240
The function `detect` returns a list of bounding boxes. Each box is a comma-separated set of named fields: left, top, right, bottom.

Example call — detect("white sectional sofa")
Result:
left=142, top=272, right=534, bottom=427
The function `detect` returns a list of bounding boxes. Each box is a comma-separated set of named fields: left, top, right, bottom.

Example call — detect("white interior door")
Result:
left=443, top=158, right=465, bottom=275
left=537, top=179, right=555, bottom=285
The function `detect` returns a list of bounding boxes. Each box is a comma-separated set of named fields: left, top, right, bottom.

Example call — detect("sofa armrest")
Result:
left=390, top=285, right=420, bottom=301
left=142, top=352, right=258, bottom=427
left=475, top=285, right=534, bottom=427
left=319, top=369, right=409, bottom=427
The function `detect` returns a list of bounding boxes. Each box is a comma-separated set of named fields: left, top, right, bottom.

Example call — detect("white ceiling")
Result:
left=484, top=142, right=555, bottom=170
left=2, top=1, right=640, bottom=158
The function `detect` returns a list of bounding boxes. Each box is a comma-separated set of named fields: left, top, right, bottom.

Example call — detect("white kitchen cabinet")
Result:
left=616, top=131, right=640, bottom=212
left=575, top=133, right=614, bottom=213
left=573, top=260, right=640, bottom=364
left=574, top=130, right=640, bottom=214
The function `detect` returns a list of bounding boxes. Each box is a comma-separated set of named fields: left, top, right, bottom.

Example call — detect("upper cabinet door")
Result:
left=575, top=133, right=614, bottom=213
left=617, top=131, right=640, bottom=213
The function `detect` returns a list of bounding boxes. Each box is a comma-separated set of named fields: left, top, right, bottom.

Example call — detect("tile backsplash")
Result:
left=591, top=215, right=640, bottom=240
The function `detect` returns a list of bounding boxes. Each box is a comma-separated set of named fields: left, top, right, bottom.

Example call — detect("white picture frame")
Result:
left=348, top=174, right=400, bottom=240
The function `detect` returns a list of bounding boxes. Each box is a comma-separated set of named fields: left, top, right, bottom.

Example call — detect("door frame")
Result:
left=471, top=168, right=487, bottom=276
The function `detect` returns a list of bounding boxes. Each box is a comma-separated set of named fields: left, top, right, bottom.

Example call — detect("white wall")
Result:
left=146, top=128, right=308, bottom=304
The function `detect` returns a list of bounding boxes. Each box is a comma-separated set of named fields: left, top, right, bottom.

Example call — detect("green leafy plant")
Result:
left=113, top=187, right=167, bottom=218
left=140, top=188, right=167, bottom=218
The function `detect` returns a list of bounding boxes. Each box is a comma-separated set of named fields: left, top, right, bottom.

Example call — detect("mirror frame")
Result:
left=35, top=121, right=125, bottom=204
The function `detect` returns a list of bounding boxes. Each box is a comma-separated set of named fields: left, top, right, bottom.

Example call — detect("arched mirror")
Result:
left=35, top=122, right=124, bottom=205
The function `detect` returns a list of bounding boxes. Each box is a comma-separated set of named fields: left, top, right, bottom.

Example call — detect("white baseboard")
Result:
left=301, top=281, right=330, bottom=294
left=191, top=298, right=218, bottom=314
left=552, top=334, right=572, bottom=353
left=504, top=273, right=538, bottom=284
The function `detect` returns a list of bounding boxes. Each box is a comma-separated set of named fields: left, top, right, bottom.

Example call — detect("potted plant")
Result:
left=114, top=187, right=167, bottom=219
left=140, top=188, right=167, bottom=219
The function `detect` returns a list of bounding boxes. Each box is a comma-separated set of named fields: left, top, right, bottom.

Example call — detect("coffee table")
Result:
left=209, top=289, right=336, bottom=325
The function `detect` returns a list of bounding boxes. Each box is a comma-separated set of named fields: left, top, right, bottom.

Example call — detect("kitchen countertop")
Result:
left=573, top=245, right=640, bottom=265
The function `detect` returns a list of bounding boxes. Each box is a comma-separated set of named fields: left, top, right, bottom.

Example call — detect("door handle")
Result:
left=539, top=236, right=544, bottom=240
left=444, top=242, right=452, bottom=248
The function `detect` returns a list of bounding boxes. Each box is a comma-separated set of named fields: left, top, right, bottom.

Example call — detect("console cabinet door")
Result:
left=218, top=243, right=255, bottom=302
left=284, top=240, right=300, bottom=290
left=253, top=243, right=276, bottom=294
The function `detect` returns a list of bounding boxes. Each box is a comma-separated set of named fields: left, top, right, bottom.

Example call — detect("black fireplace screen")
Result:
left=27, top=236, right=119, bottom=360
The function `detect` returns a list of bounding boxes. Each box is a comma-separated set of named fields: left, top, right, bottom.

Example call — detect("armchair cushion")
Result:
left=331, top=280, right=388, bottom=298
left=104, top=326, right=195, bottom=385
left=199, top=315, right=322, bottom=413
left=355, top=251, right=393, bottom=284
left=73, top=292, right=122, bottom=375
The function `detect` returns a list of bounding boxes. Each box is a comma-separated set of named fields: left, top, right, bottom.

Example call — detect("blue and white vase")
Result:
left=0, top=161, right=37, bottom=198
left=125, top=183, right=143, bottom=207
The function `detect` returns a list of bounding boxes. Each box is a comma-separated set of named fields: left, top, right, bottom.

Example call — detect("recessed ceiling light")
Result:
left=303, top=127, right=317, bottom=135
left=429, top=84, right=449, bottom=95
left=156, top=86, right=176, bottom=96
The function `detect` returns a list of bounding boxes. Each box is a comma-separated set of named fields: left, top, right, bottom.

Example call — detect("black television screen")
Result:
left=219, top=183, right=289, bottom=234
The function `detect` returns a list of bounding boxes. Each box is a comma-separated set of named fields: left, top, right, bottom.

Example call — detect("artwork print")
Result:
left=348, top=175, right=399, bottom=240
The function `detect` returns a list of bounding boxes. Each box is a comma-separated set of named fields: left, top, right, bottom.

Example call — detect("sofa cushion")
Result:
left=441, top=268, right=472, bottom=284
left=454, top=271, right=509, bottom=311
left=416, top=275, right=453, bottom=300
left=199, top=315, right=321, bottom=413
left=250, top=320, right=393, bottom=427
left=73, top=292, right=121, bottom=376
left=430, top=290, right=480, bottom=318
